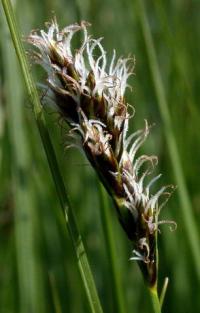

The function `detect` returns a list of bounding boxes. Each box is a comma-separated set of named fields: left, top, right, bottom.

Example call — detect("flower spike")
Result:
left=27, top=19, right=175, bottom=287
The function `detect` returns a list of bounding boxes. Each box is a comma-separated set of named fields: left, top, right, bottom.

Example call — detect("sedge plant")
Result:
left=26, top=19, right=176, bottom=313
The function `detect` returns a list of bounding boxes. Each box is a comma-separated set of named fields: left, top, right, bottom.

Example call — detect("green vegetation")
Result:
left=0, top=1, right=200, bottom=313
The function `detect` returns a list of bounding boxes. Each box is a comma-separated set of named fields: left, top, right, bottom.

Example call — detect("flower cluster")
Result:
left=28, top=19, right=176, bottom=286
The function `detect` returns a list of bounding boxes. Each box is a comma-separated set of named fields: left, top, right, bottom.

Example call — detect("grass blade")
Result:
left=1, top=1, right=104, bottom=312
left=1, top=11, right=45, bottom=313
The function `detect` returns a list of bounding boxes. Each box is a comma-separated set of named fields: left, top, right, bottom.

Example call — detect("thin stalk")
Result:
left=160, top=277, right=169, bottom=308
left=1, top=1, right=104, bottom=313
left=135, top=0, right=200, bottom=279
left=98, top=183, right=127, bottom=313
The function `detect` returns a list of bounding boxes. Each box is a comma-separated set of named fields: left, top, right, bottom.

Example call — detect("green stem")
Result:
left=148, top=287, right=162, bottom=313
left=135, top=0, right=200, bottom=280
left=149, top=234, right=161, bottom=313
left=1, top=1, right=103, bottom=313
left=98, top=183, right=127, bottom=313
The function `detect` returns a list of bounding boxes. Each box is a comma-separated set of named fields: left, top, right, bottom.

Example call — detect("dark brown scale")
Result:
left=92, top=96, right=107, bottom=122
left=110, top=126, right=121, bottom=157
left=79, top=93, right=92, bottom=118
left=54, top=92, right=79, bottom=123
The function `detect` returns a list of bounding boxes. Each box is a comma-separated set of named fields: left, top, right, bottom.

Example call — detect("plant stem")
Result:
left=148, top=286, right=161, bottom=313
left=135, top=0, right=200, bottom=280
left=149, top=225, right=161, bottom=313
left=98, top=183, right=127, bottom=313
left=1, top=1, right=104, bottom=313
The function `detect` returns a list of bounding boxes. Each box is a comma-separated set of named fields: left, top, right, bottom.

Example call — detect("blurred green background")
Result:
left=1, top=0, right=200, bottom=312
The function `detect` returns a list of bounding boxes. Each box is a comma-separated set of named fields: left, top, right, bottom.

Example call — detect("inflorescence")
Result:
left=27, top=19, right=176, bottom=286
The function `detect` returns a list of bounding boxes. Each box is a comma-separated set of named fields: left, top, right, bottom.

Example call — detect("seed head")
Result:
left=27, top=19, right=176, bottom=286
